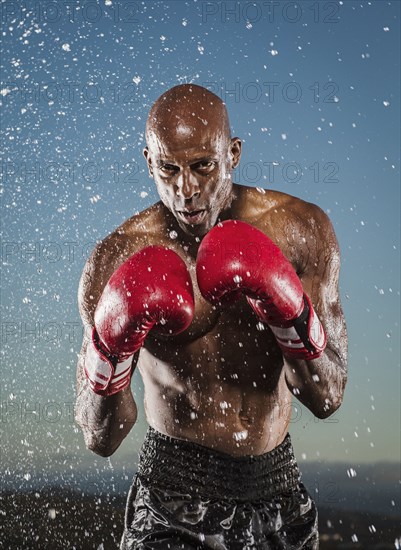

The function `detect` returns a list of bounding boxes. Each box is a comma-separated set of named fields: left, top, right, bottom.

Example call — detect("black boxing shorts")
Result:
left=120, top=427, right=318, bottom=549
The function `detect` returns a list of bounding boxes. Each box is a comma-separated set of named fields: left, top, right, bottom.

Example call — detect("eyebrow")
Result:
left=156, top=156, right=217, bottom=166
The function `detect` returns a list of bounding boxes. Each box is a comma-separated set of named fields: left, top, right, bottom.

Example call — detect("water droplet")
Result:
left=233, top=429, right=248, bottom=441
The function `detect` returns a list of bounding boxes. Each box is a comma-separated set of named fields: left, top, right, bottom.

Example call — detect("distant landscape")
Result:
left=1, top=462, right=399, bottom=549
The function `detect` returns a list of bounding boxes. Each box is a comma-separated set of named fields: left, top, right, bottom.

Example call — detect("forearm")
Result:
left=285, top=345, right=347, bottom=419
left=75, top=381, right=137, bottom=457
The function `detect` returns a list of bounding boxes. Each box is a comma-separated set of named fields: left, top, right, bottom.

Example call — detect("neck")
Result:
left=217, top=188, right=238, bottom=223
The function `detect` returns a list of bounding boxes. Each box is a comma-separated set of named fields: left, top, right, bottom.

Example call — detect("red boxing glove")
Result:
left=196, top=220, right=326, bottom=360
left=85, top=246, right=194, bottom=395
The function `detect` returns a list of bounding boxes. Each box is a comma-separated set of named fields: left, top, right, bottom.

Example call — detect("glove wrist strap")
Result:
left=268, top=294, right=326, bottom=360
left=84, top=328, right=133, bottom=396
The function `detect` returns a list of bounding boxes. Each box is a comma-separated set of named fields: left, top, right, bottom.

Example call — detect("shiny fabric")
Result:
left=120, top=427, right=318, bottom=549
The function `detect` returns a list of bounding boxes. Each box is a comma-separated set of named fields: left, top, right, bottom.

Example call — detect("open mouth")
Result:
left=177, top=209, right=207, bottom=224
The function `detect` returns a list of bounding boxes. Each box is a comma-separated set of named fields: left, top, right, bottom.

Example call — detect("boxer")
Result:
left=75, top=84, right=348, bottom=549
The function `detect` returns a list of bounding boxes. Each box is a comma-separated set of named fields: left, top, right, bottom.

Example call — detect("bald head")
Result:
left=146, top=84, right=231, bottom=148
left=143, top=84, right=242, bottom=238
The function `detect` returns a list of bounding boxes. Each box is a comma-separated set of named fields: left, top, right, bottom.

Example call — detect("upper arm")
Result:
left=298, top=204, right=348, bottom=369
left=78, top=238, right=116, bottom=328
left=76, top=234, right=132, bottom=389
left=76, top=226, right=151, bottom=386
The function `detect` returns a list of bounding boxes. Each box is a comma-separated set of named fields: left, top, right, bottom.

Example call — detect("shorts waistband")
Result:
left=137, top=427, right=301, bottom=501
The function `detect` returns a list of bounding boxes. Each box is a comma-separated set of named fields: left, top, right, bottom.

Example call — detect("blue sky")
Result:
left=1, top=0, right=400, bottom=487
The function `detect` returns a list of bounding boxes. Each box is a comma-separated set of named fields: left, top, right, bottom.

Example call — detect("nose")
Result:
left=176, top=170, right=200, bottom=201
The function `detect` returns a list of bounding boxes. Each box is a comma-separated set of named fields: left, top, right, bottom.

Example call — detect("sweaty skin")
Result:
left=75, top=84, right=348, bottom=458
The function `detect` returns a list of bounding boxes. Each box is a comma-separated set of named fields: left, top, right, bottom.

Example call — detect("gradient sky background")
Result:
left=1, top=0, right=400, bottom=499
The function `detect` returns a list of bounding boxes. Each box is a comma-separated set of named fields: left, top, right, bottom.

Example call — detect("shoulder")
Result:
left=239, top=185, right=333, bottom=235
left=277, top=192, right=335, bottom=239
left=77, top=201, right=165, bottom=324
left=237, top=185, right=339, bottom=272
left=270, top=192, right=340, bottom=274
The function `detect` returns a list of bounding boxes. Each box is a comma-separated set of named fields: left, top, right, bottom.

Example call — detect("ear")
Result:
left=143, top=147, right=153, bottom=177
left=229, top=137, right=242, bottom=169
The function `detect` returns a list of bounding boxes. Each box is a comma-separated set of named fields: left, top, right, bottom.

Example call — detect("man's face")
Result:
left=144, top=124, right=241, bottom=237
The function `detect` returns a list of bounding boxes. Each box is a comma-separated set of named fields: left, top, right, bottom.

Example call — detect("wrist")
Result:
left=84, top=328, right=134, bottom=396
left=268, top=294, right=327, bottom=360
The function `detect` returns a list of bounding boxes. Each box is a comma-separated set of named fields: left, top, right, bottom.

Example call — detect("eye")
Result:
left=194, top=161, right=216, bottom=173
left=159, top=163, right=178, bottom=175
